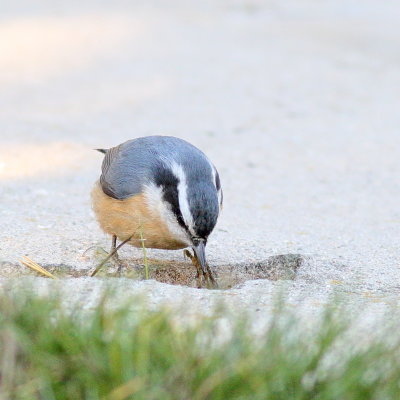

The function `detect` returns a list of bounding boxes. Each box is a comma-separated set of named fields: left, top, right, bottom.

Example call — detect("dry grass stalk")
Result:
left=19, top=256, right=58, bottom=279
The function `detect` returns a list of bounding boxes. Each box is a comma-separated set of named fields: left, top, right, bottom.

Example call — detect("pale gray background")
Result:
left=1, top=1, right=399, bottom=320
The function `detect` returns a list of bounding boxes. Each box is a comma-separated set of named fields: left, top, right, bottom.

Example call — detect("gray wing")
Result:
left=98, top=136, right=181, bottom=199
left=99, top=141, right=149, bottom=199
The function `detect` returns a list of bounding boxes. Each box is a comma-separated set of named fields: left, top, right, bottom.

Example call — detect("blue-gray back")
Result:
left=100, top=136, right=215, bottom=200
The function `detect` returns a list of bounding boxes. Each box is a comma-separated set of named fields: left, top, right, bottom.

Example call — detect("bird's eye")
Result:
left=192, top=237, right=207, bottom=246
left=192, top=238, right=200, bottom=246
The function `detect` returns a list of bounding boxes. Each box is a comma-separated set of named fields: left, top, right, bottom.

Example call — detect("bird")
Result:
left=91, top=135, right=223, bottom=287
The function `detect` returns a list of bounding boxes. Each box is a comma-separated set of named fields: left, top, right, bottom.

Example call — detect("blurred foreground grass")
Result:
left=0, top=290, right=399, bottom=400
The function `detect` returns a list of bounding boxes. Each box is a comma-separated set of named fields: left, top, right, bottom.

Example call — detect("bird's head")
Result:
left=151, top=160, right=222, bottom=273
left=186, top=180, right=220, bottom=273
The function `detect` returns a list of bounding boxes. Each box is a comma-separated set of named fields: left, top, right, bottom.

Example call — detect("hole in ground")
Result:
left=0, top=254, right=304, bottom=289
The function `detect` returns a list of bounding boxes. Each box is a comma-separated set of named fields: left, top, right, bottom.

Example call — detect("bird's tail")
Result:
left=95, top=148, right=108, bottom=154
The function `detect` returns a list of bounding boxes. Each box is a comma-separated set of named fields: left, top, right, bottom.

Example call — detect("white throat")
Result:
left=143, top=182, right=191, bottom=246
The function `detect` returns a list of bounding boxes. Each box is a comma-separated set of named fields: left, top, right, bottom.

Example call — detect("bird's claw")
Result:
left=184, top=249, right=218, bottom=289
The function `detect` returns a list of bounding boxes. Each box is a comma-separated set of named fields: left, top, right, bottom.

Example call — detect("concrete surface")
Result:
left=1, top=1, right=400, bottom=324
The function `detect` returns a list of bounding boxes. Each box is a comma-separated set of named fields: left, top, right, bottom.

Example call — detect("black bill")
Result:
left=192, top=239, right=208, bottom=274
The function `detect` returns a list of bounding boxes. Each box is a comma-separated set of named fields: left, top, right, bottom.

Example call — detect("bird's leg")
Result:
left=184, top=249, right=203, bottom=288
left=205, top=264, right=217, bottom=288
left=110, top=235, right=125, bottom=275
left=91, top=235, right=132, bottom=277
left=110, top=235, right=118, bottom=257
left=201, top=263, right=217, bottom=289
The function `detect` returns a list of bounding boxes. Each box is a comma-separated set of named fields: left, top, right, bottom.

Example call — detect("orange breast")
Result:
left=91, top=181, right=188, bottom=250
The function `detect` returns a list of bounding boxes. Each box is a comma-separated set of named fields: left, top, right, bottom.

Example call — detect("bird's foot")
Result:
left=111, top=253, right=126, bottom=276
left=184, top=249, right=202, bottom=288
left=183, top=249, right=218, bottom=289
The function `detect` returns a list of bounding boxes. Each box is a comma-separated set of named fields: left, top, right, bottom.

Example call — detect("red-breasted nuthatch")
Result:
left=91, top=135, right=223, bottom=286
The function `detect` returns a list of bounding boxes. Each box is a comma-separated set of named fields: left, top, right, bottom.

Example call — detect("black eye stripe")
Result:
left=163, top=187, right=187, bottom=230
left=153, top=166, right=189, bottom=233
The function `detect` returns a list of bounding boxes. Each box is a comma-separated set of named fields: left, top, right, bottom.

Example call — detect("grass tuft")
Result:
left=139, top=230, right=149, bottom=280
left=0, top=290, right=400, bottom=399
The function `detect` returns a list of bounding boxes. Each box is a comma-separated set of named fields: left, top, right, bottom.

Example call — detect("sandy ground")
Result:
left=1, top=1, right=400, bottom=325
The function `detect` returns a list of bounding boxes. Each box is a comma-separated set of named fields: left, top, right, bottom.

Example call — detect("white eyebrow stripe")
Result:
left=217, top=187, right=222, bottom=208
left=209, top=162, right=222, bottom=209
left=170, top=162, right=195, bottom=236
left=209, top=161, right=217, bottom=187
